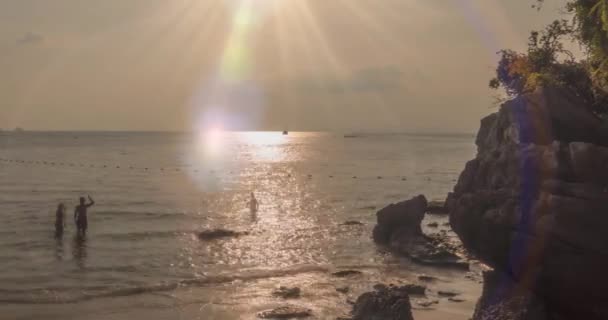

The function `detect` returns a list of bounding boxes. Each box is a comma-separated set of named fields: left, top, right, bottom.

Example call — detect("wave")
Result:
left=0, top=264, right=332, bottom=305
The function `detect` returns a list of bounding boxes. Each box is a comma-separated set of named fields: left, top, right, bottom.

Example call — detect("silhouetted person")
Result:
left=74, top=195, right=95, bottom=237
left=55, top=203, right=66, bottom=238
left=248, top=192, right=259, bottom=214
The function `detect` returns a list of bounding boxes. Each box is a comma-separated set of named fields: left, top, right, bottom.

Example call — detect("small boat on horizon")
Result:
left=282, top=130, right=288, bottom=135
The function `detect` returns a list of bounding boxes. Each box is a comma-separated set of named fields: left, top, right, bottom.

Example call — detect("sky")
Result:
left=0, top=0, right=569, bottom=133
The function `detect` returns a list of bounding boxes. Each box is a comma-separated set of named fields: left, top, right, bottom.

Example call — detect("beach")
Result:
left=0, top=131, right=479, bottom=319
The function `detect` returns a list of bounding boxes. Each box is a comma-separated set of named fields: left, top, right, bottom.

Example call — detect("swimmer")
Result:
left=74, top=195, right=95, bottom=237
left=55, top=203, right=66, bottom=238
left=248, top=192, right=259, bottom=214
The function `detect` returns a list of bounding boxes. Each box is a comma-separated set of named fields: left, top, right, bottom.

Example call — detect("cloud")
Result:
left=16, top=32, right=44, bottom=45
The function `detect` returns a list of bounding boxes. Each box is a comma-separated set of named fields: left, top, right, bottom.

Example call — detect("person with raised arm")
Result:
left=74, top=195, right=95, bottom=237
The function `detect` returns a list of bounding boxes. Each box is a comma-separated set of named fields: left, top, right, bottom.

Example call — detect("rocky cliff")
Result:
left=448, top=86, right=608, bottom=319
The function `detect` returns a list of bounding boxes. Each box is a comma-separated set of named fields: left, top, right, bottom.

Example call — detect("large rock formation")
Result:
left=448, top=86, right=608, bottom=319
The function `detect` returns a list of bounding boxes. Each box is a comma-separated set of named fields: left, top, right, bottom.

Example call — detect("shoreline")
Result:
left=0, top=213, right=482, bottom=320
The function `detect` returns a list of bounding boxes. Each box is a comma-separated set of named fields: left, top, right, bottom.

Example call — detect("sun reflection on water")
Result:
left=237, top=131, right=289, bottom=162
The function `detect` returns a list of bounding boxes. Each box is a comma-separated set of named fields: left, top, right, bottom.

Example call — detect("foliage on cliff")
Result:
left=489, top=0, right=608, bottom=115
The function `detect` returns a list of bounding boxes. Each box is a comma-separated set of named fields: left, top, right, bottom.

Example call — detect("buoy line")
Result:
left=0, top=158, right=412, bottom=181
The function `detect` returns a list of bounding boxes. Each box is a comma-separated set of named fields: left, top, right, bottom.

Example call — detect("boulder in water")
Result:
left=341, top=220, right=364, bottom=226
left=350, top=284, right=414, bottom=320
left=197, top=229, right=248, bottom=241
left=427, top=200, right=448, bottom=214
left=332, top=270, right=363, bottom=277
left=372, top=195, right=469, bottom=269
left=272, top=286, right=301, bottom=299
left=257, top=306, right=312, bottom=319
left=372, top=195, right=427, bottom=244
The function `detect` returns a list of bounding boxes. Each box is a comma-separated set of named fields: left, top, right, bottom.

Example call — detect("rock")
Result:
left=438, top=290, right=460, bottom=297
left=403, top=284, right=426, bottom=295
left=449, top=86, right=608, bottom=319
left=336, top=286, right=350, bottom=294
left=373, top=195, right=469, bottom=269
left=197, top=229, right=248, bottom=240
left=372, top=195, right=427, bottom=244
left=257, top=306, right=312, bottom=319
left=342, top=221, right=364, bottom=226
left=427, top=200, right=448, bottom=214
left=416, top=299, right=439, bottom=308
left=350, top=285, right=414, bottom=320
left=417, top=275, right=437, bottom=282
left=332, top=270, right=363, bottom=277
left=427, top=222, right=439, bottom=228
left=473, top=270, right=549, bottom=320
left=273, top=286, right=301, bottom=299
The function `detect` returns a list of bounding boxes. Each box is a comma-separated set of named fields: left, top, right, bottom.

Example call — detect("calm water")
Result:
left=0, top=132, right=476, bottom=319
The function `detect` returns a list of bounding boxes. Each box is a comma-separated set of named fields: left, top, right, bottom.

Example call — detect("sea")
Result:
left=0, top=131, right=479, bottom=320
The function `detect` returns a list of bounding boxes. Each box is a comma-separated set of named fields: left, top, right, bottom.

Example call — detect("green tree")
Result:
left=490, top=1, right=608, bottom=115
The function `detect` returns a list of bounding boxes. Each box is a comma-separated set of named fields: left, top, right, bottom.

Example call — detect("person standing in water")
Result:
left=74, top=195, right=95, bottom=237
left=55, top=203, right=66, bottom=238
left=248, top=192, right=259, bottom=214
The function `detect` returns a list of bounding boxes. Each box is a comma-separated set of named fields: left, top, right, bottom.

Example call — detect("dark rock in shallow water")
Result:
left=416, top=299, right=439, bottom=308
left=473, top=271, right=549, bottom=320
left=197, top=229, right=248, bottom=240
left=273, top=286, right=301, bottom=299
left=336, top=286, right=350, bottom=294
left=341, top=221, right=364, bottom=226
left=257, top=306, right=312, bottom=319
left=373, top=195, right=469, bottom=269
left=449, top=86, right=608, bottom=319
left=372, top=195, right=427, bottom=244
left=402, top=284, right=426, bottom=295
left=437, top=290, right=460, bottom=297
left=351, top=285, right=414, bottom=320
left=332, top=270, right=363, bottom=277
left=426, top=200, right=448, bottom=214
left=417, top=275, right=437, bottom=282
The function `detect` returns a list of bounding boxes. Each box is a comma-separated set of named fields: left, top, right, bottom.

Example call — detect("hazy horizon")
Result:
left=0, top=0, right=569, bottom=132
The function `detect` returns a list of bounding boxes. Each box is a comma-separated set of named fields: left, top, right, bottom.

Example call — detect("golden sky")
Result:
left=0, top=0, right=567, bottom=132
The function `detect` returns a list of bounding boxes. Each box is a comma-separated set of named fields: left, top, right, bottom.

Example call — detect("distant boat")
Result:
left=14, top=127, right=24, bottom=133
left=282, top=130, right=288, bottom=135
left=344, top=134, right=361, bottom=138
